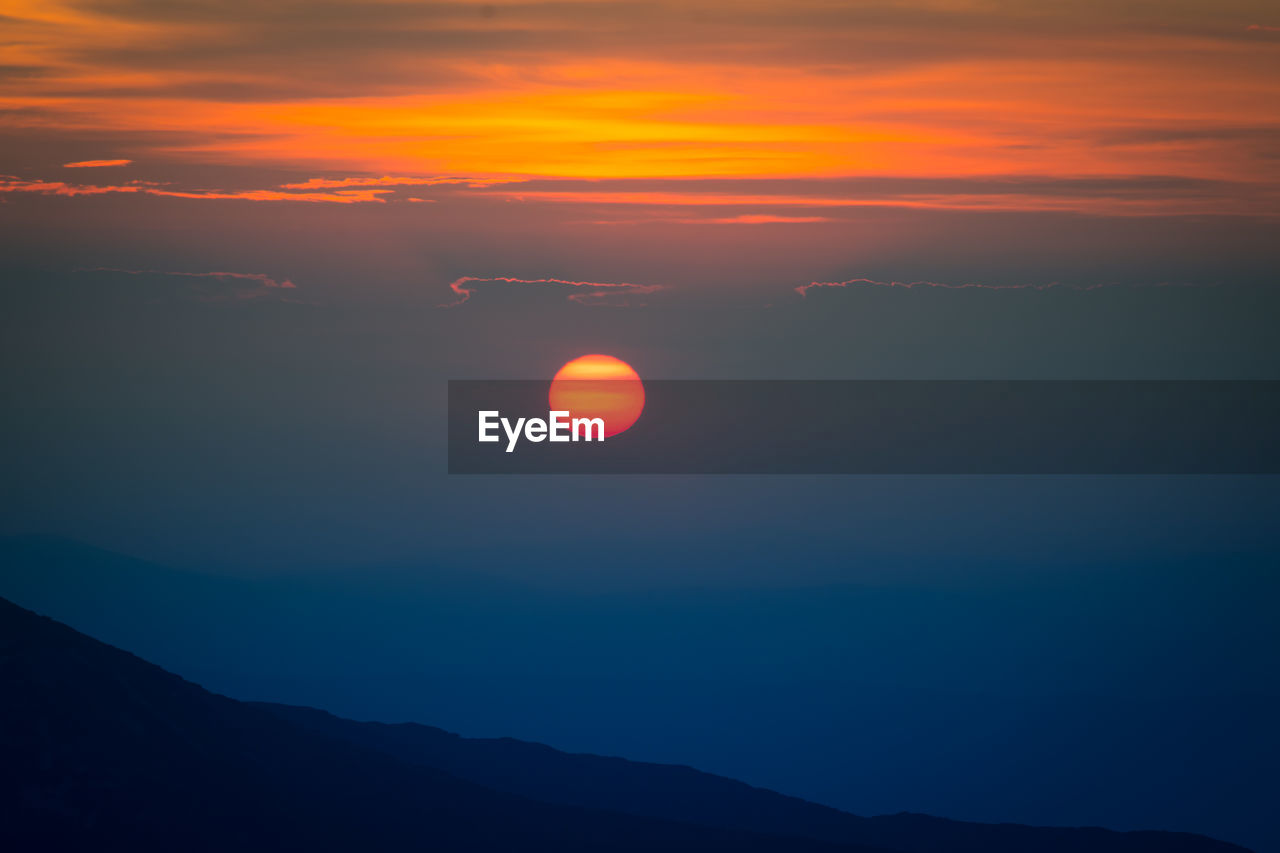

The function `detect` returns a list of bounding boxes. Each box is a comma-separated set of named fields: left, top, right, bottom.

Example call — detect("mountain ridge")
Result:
left=255, top=700, right=1255, bottom=853
left=0, top=595, right=892, bottom=853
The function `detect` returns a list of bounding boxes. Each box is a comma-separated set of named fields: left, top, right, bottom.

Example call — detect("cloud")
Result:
left=581, top=213, right=836, bottom=225
left=62, top=159, right=133, bottom=168
left=793, top=278, right=1201, bottom=297
left=2, top=171, right=509, bottom=205
left=0, top=177, right=142, bottom=197
left=0, top=176, right=392, bottom=204
left=278, top=175, right=509, bottom=190
left=474, top=174, right=1277, bottom=218
left=3, top=0, right=1277, bottom=198
left=4, top=168, right=1275, bottom=218
left=441, top=276, right=665, bottom=308
left=796, top=278, right=1068, bottom=297
left=665, top=214, right=834, bottom=225
left=146, top=188, right=391, bottom=203
left=701, top=214, right=831, bottom=224
left=81, top=267, right=298, bottom=301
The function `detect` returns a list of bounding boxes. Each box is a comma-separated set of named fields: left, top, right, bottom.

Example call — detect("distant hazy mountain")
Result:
left=0, top=594, right=1251, bottom=852
left=258, top=702, right=1253, bottom=853
left=0, top=595, right=889, bottom=853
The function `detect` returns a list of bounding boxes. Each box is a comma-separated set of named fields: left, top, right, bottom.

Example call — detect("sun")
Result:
left=549, top=354, right=645, bottom=438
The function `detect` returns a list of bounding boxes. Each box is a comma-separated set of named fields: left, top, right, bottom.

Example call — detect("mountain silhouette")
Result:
left=258, top=702, right=1254, bottom=853
left=0, top=595, right=888, bottom=853
left=0, top=593, right=1253, bottom=852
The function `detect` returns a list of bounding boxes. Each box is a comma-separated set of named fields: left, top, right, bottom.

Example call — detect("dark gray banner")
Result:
left=448, top=380, right=1280, bottom=474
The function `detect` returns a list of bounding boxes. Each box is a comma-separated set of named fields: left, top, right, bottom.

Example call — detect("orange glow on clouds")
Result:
left=1, top=1, right=1278, bottom=215
left=62, top=159, right=132, bottom=168
left=0, top=177, right=392, bottom=204
left=549, top=355, right=645, bottom=438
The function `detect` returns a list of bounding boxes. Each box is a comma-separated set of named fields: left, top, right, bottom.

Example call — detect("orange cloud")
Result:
left=0, top=177, right=390, bottom=204
left=278, top=175, right=510, bottom=190
left=62, top=159, right=133, bottom=168
left=0, top=177, right=144, bottom=196
left=146, top=188, right=391, bottom=203
left=481, top=181, right=1278, bottom=218
left=586, top=213, right=836, bottom=225
left=703, top=214, right=830, bottom=224
left=5, top=169, right=1272, bottom=218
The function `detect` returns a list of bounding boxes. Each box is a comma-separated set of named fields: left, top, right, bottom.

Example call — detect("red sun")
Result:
left=549, top=354, right=644, bottom=438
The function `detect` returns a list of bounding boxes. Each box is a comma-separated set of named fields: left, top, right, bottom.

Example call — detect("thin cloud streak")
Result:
left=147, top=188, right=390, bottom=203
left=10, top=169, right=1268, bottom=217
left=82, top=263, right=296, bottom=290
left=0, top=176, right=144, bottom=197
left=278, top=176, right=511, bottom=190
left=62, top=159, right=133, bottom=168
left=441, top=276, right=665, bottom=308
left=0, top=177, right=391, bottom=204
left=793, top=278, right=1204, bottom=297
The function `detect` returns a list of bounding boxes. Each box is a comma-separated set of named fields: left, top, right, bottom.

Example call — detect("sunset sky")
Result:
left=2, top=3, right=1279, bottom=851
left=4, top=1, right=1280, bottom=212
left=3, top=1, right=1279, bottom=308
